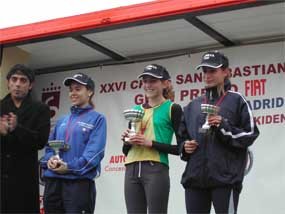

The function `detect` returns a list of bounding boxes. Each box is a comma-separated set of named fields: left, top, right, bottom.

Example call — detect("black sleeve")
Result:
left=152, top=103, right=183, bottom=155
left=152, top=141, right=179, bottom=155
left=216, top=95, right=259, bottom=148
left=12, top=104, right=51, bottom=150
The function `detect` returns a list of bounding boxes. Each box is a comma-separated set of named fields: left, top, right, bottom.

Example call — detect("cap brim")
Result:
left=63, top=77, right=87, bottom=86
left=196, top=63, right=223, bottom=70
left=137, top=72, right=163, bottom=79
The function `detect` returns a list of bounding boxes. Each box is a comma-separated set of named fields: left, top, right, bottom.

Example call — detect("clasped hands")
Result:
left=121, top=129, right=152, bottom=147
left=0, top=113, right=17, bottom=136
left=47, top=156, right=68, bottom=174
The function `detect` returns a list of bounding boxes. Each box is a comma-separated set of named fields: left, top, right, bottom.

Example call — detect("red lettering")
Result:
left=180, top=90, right=189, bottom=101
left=134, top=94, right=146, bottom=105
left=233, top=67, right=242, bottom=78
left=175, top=73, right=203, bottom=84
left=109, top=155, right=126, bottom=164
left=114, top=81, right=126, bottom=91
left=252, top=65, right=260, bottom=75
left=100, top=83, right=107, bottom=93
left=130, top=80, right=143, bottom=89
left=184, top=74, right=193, bottom=84
left=245, top=80, right=250, bottom=96
left=277, top=63, right=285, bottom=73
left=179, top=88, right=205, bottom=101
left=176, top=74, right=184, bottom=84
left=109, top=156, right=114, bottom=164
left=245, top=79, right=266, bottom=97
left=243, top=66, right=251, bottom=76
left=265, top=115, right=272, bottom=124
left=267, top=64, right=276, bottom=74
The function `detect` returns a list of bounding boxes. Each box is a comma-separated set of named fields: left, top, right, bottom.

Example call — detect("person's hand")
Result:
left=184, top=140, right=198, bottom=154
left=47, top=156, right=60, bottom=169
left=129, top=133, right=152, bottom=147
left=52, top=161, right=68, bottom=174
left=0, top=116, right=9, bottom=136
left=208, top=115, right=222, bottom=127
left=121, top=129, right=130, bottom=142
left=8, top=112, right=17, bottom=132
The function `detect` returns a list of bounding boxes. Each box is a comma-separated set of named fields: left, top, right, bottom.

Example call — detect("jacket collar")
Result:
left=70, top=105, right=93, bottom=115
left=205, top=79, right=231, bottom=103
left=2, top=93, right=32, bottom=108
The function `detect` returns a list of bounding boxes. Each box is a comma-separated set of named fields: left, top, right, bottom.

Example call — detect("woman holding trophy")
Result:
left=178, top=51, right=259, bottom=214
left=121, top=64, right=183, bottom=214
left=41, top=73, right=107, bottom=214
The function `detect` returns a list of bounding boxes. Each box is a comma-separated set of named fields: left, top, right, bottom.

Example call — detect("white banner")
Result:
left=34, top=41, right=285, bottom=214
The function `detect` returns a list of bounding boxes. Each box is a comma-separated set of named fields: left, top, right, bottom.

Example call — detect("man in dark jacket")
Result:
left=0, top=64, right=51, bottom=213
left=178, top=51, right=259, bottom=214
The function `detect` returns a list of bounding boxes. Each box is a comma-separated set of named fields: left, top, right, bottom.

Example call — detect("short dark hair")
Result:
left=6, top=64, right=35, bottom=83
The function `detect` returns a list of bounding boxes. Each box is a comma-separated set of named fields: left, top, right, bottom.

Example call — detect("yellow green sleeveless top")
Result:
left=125, top=100, right=174, bottom=166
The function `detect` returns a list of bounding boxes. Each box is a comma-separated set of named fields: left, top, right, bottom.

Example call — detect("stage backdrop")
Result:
left=34, top=41, right=285, bottom=214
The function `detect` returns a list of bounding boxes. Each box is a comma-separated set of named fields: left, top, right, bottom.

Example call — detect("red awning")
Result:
left=0, top=0, right=257, bottom=45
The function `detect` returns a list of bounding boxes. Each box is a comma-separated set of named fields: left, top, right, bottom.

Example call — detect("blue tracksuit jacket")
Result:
left=41, top=105, right=107, bottom=180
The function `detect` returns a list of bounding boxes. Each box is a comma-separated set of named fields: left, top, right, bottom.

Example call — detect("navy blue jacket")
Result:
left=178, top=81, right=259, bottom=190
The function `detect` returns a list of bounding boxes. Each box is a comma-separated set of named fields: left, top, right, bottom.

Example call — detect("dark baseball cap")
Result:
left=138, top=64, right=171, bottom=80
left=63, top=73, right=95, bottom=91
left=6, top=64, right=35, bottom=83
left=196, top=51, right=229, bottom=70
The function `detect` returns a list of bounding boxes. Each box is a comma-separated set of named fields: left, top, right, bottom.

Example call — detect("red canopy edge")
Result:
left=0, top=0, right=256, bottom=45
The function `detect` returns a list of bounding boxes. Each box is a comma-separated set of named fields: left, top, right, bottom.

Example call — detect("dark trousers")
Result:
left=185, top=187, right=240, bottom=214
left=1, top=174, right=40, bottom=213
left=124, top=161, right=170, bottom=214
left=43, top=178, right=96, bottom=214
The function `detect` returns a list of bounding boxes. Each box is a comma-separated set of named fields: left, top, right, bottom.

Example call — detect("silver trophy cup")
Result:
left=123, top=109, right=145, bottom=142
left=48, top=140, right=69, bottom=159
left=200, top=104, right=219, bottom=131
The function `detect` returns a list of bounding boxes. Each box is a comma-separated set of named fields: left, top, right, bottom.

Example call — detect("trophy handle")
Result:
left=201, top=114, right=210, bottom=130
left=129, top=121, right=136, bottom=136
left=124, top=121, right=137, bottom=142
